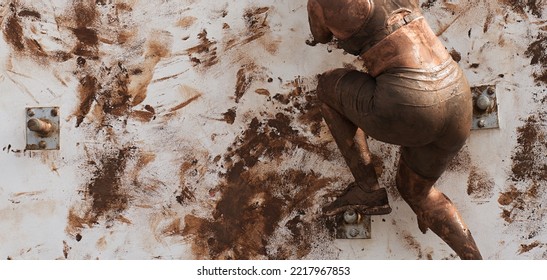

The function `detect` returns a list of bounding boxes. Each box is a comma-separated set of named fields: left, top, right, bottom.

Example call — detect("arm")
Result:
left=307, top=0, right=333, bottom=44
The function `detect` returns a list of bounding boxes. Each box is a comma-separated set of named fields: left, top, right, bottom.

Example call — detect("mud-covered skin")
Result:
left=308, top=0, right=482, bottom=259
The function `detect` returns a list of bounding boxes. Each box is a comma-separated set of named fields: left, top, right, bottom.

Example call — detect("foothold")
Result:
left=25, top=107, right=60, bottom=150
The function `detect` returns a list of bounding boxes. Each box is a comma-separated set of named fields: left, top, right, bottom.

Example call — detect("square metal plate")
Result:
left=471, top=85, right=499, bottom=130
left=26, top=107, right=60, bottom=150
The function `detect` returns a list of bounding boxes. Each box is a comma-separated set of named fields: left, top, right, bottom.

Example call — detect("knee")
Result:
left=316, top=68, right=351, bottom=104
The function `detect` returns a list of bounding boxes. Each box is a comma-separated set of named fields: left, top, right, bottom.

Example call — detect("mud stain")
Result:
left=75, top=75, right=99, bottom=127
left=225, top=6, right=279, bottom=54
left=519, top=241, right=542, bottom=254
left=499, top=0, right=544, bottom=18
left=449, top=49, right=462, bottom=63
left=421, top=0, right=439, bottom=9
left=446, top=146, right=471, bottom=173
left=88, top=148, right=132, bottom=220
left=67, top=147, right=134, bottom=235
left=223, top=108, right=237, bottom=124
left=177, top=16, right=197, bottom=28
left=401, top=230, right=425, bottom=259
left=524, top=34, right=547, bottom=85
left=182, top=107, right=336, bottom=259
left=235, top=64, right=256, bottom=103
left=498, top=183, right=540, bottom=224
left=511, top=115, right=547, bottom=183
left=63, top=241, right=70, bottom=259
left=185, top=29, right=218, bottom=68
left=3, top=7, right=25, bottom=51
left=70, top=1, right=100, bottom=58
left=466, top=166, right=495, bottom=200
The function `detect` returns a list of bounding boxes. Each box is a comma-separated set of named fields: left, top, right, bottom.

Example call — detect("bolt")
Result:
left=349, top=228, right=360, bottom=238
left=38, top=141, right=47, bottom=149
left=478, top=119, right=486, bottom=128
left=487, top=87, right=495, bottom=95
left=27, top=118, right=53, bottom=135
left=27, top=109, right=35, bottom=117
left=476, top=95, right=492, bottom=111
left=51, top=108, right=59, bottom=117
left=344, top=209, right=358, bottom=224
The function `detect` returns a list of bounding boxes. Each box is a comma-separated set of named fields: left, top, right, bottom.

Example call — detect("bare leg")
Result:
left=396, top=157, right=482, bottom=260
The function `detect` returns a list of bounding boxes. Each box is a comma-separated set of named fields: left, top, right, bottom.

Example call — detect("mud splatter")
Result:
left=466, top=166, right=495, bottom=200
left=177, top=16, right=197, bottom=28
left=70, top=1, right=100, bottom=58
left=446, top=146, right=471, bottom=173
left=499, top=0, right=544, bottom=18
left=223, top=108, right=237, bottom=124
left=401, top=230, right=425, bottom=260
left=449, top=49, right=462, bottom=63
left=63, top=241, right=70, bottom=259
left=182, top=105, right=336, bottom=259
left=75, top=75, right=99, bottom=127
left=185, top=29, right=218, bottom=68
left=524, top=34, right=547, bottom=85
left=519, top=241, right=542, bottom=254
left=511, top=115, right=547, bottom=183
left=88, top=148, right=132, bottom=219
left=235, top=64, right=256, bottom=103
left=421, top=0, right=439, bottom=9
left=225, top=6, right=278, bottom=54
left=3, top=6, right=25, bottom=51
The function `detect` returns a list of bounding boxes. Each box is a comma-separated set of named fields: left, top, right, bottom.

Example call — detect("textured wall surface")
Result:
left=0, top=0, right=545, bottom=260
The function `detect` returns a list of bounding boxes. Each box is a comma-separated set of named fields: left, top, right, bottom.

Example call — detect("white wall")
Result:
left=0, top=0, right=545, bottom=260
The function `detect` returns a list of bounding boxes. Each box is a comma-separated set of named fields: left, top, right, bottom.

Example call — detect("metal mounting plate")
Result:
left=26, top=107, right=60, bottom=150
left=334, top=210, right=371, bottom=239
left=471, top=85, right=499, bottom=130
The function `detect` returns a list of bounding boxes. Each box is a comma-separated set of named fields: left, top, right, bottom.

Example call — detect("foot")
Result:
left=323, top=182, right=392, bottom=216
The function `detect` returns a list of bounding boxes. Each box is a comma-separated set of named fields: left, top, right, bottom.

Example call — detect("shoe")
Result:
left=323, top=182, right=392, bottom=216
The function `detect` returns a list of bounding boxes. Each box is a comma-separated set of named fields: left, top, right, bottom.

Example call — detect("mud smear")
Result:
left=235, top=64, right=256, bottom=103
left=177, top=16, right=197, bottom=28
left=185, top=29, right=218, bottom=68
left=176, top=160, right=199, bottom=206
left=524, top=34, right=547, bottom=85
left=446, top=146, right=471, bottom=173
left=503, top=114, right=546, bottom=229
left=76, top=75, right=99, bottom=127
left=519, top=241, right=542, bottom=254
left=499, top=0, right=544, bottom=18
left=225, top=7, right=279, bottom=54
left=466, top=166, right=495, bottom=200
left=401, top=230, right=426, bottom=260
left=3, top=5, right=25, bottom=51
left=511, top=115, right=547, bottom=183
left=67, top=147, right=133, bottom=235
left=182, top=95, right=336, bottom=259
left=70, top=1, right=100, bottom=58
left=421, top=0, right=439, bottom=9
left=88, top=148, right=132, bottom=220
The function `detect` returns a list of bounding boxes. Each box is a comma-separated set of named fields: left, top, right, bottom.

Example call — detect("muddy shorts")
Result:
left=317, top=59, right=472, bottom=178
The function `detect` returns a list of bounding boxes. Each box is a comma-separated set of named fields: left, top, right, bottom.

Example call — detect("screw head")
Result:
left=51, top=108, right=59, bottom=117
left=487, top=87, right=495, bottom=95
left=478, top=119, right=486, bottom=128
left=27, top=109, right=35, bottom=117
left=349, top=228, right=360, bottom=238
left=476, top=95, right=492, bottom=111
left=38, top=141, right=47, bottom=149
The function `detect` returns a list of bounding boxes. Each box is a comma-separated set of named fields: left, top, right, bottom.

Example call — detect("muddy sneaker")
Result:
left=323, top=182, right=392, bottom=216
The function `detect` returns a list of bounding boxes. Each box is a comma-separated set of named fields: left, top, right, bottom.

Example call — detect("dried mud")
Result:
left=466, top=166, right=495, bottom=200
left=499, top=0, right=544, bottom=18
left=524, top=34, right=547, bottom=85
left=181, top=79, right=339, bottom=259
